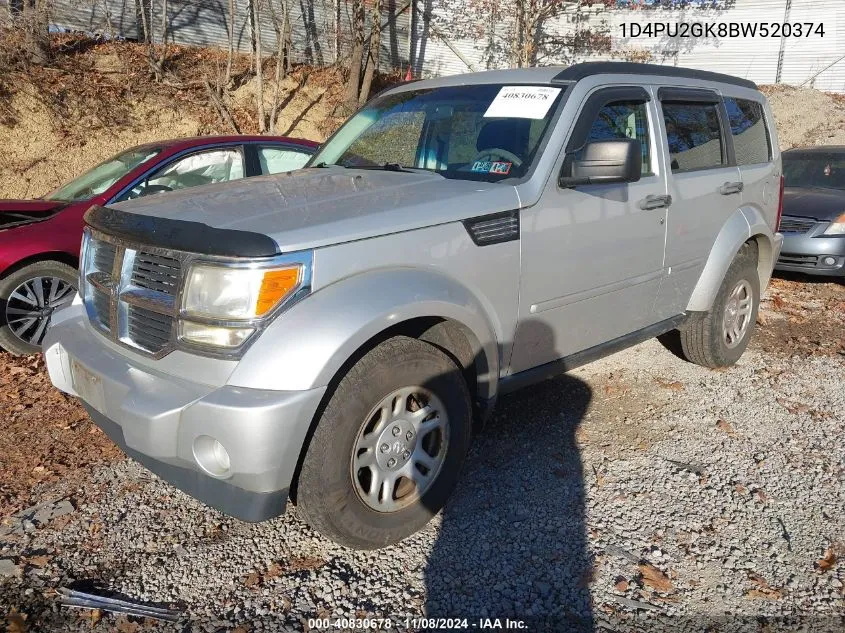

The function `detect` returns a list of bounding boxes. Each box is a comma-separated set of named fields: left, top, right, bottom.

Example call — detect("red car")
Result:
left=0, top=135, right=317, bottom=354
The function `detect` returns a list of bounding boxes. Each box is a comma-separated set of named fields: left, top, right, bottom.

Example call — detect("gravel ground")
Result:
left=1, top=278, right=844, bottom=632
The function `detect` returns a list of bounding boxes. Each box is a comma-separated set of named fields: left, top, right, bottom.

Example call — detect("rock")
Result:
left=0, top=558, right=20, bottom=578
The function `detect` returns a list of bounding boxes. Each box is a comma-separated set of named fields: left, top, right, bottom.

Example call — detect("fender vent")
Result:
left=463, top=210, right=520, bottom=246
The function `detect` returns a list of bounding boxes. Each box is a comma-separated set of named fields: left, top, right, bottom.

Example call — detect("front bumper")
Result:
left=44, top=306, right=326, bottom=522
left=775, top=224, right=845, bottom=277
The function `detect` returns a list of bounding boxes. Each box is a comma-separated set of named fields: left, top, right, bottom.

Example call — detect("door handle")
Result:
left=638, top=194, right=672, bottom=210
left=719, top=181, right=744, bottom=195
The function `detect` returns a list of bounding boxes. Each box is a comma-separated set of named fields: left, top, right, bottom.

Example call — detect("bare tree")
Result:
left=358, top=0, right=382, bottom=106
left=224, top=0, right=236, bottom=87
left=343, top=0, right=365, bottom=112
left=268, top=0, right=291, bottom=133
left=251, top=0, right=267, bottom=132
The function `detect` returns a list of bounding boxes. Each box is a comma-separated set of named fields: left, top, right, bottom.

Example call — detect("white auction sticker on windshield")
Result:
left=483, top=86, right=561, bottom=119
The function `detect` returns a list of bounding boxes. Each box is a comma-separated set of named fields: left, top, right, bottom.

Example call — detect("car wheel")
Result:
left=0, top=261, right=78, bottom=356
left=678, top=243, right=760, bottom=368
left=296, top=335, right=472, bottom=549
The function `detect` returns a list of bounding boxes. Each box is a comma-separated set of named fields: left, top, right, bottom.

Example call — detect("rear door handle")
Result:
left=719, top=181, right=744, bottom=195
left=638, top=194, right=672, bottom=210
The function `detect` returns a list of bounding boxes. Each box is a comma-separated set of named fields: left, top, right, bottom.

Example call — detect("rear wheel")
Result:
left=296, top=336, right=472, bottom=549
left=678, top=243, right=760, bottom=368
left=0, top=261, right=77, bottom=355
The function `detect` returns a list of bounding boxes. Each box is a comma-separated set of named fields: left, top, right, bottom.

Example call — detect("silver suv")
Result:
left=45, top=63, right=784, bottom=549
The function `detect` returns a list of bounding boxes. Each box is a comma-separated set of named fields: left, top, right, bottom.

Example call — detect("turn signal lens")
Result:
left=256, top=268, right=302, bottom=315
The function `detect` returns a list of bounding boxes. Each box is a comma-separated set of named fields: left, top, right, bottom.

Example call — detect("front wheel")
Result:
left=678, top=243, right=760, bottom=368
left=296, top=336, right=472, bottom=549
left=0, top=261, right=78, bottom=355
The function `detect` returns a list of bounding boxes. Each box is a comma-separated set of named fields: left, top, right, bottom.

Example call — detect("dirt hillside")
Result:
left=0, top=37, right=355, bottom=199
left=760, top=84, right=845, bottom=150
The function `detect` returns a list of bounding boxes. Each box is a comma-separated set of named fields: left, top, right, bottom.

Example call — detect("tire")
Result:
left=0, top=261, right=78, bottom=356
left=296, top=335, right=472, bottom=549
left=678, top=243, right=760, bottom=368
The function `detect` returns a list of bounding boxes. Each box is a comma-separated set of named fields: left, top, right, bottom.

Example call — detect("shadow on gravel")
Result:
left=423, top=321, right=594, bottom=633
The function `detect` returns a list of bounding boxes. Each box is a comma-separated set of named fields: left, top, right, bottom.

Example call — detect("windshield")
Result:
left=783, top=153, right=845, bottom=192
left=46, top=147, right=161, bottom=201
left=310, top=84, right=565, bottom=182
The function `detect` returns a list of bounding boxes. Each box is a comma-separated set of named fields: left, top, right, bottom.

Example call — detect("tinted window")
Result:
left=258, top=146, right=312, bottom=174
left=662, top=102, right=724, bottom=172
left=586, top=100, right=652, bottom=175
left=724, top=98, right=771, bottom=165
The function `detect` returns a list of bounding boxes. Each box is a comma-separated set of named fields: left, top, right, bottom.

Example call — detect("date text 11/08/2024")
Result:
left=307, top=617, right=528, bottom=630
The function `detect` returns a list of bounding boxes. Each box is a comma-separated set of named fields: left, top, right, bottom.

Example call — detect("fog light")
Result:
left=193, top=435, right=231, bottom=477
left=823, top=256, right=837, bottom=266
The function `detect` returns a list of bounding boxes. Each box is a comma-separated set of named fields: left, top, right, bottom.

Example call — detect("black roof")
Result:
left=552, top=62, right=757, bottom=90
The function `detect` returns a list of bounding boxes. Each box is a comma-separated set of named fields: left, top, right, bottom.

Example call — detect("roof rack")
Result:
left=552, top=62, right=757, bottom=90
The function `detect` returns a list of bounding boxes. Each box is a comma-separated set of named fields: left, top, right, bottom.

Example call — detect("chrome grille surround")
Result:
left=81, top=228, right=185, bottom=358
left=79, top=227, right=313, bottom=360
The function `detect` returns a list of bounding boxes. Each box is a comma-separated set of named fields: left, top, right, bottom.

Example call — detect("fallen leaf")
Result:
left=654, top=378, right=684, bottom=391
left=264, top=562, right=284, bottom=580
left=85, top=609, right=102, bottom=626
left=716, top=419, right=737, bottom=437
left=753, top=489, right=768, bottom=503
left=771, top=295, right=785, bottom=310
left=638, top=563, right=674, bottom=593
left=746, top=588, right=782, bottom=600
left=26, top=555, right=49, bottom=568
left=5, top=611, right=27, bottom=633
left=232, top=627, right=249, bottom=633
left=244, top=571, right=260, bottom=587
left=816, top=548, right=838, bottom=573
left=115, top=616, right=141, bottom=633
left=614, top=577, right=629, bottom=592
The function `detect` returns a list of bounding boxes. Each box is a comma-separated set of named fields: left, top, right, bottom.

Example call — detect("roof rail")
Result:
left=552, top=62, right=757, bottom=90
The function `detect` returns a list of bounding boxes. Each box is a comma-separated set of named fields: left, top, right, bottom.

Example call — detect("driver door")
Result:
left=510, top=86, right=669, bottom=373
left=114, top=147, right=246, bottom=201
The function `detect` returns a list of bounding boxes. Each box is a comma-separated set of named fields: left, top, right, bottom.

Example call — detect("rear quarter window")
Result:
left=661, top=102, right=725, bottom=172
left=724, top=97, right=772, bottom=165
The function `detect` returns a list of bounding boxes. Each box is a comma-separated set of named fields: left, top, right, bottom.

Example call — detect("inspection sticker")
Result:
left=471, top=161, right=512, bottom=174
left=483, top=86, right=561, bottom=119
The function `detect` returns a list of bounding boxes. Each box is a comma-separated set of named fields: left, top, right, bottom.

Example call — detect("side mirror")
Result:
left=559, top=139, right=642, bottom=188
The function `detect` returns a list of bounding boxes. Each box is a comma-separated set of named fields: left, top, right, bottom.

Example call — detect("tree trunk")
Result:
left=252, top=0, right=266, bottom=132
left=224, top=0, right=235, bottom=87
left=269, top=0, right=289, bottom=133
left=358, top=0, right=381, bottom=107
left=344, top=0, right=365, bottom=112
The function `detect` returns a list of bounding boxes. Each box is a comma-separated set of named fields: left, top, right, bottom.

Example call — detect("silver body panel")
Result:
left=45, top=66, right=783, bottom=521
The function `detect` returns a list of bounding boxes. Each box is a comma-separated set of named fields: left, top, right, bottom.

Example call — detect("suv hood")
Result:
left=783, top=186, right=845, bottom=222
left=112, top=168, right=521, bottom=252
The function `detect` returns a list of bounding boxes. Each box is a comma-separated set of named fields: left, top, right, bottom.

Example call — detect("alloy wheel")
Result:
left=5, top=276, right=76, bottom=346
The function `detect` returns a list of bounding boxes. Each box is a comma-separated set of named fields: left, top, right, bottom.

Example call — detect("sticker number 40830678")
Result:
left=471, top=161, right=512, bottom=175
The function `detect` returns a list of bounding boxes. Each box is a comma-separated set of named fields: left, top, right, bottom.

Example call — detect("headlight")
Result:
left=823, top=212, right=845, bottom=235
left=178, top=252, right=311, bottom=352
left=182, top=263, right=304, bottom=320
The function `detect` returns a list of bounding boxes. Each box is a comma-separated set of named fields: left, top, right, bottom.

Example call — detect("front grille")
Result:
left=82, top=231, right=182, bottom=357
left=127, top=305, right=173, bottom=353
left=91, top=288, right=112, bottom=330
left=778, top=253, right=818, bottom=268
left=778, top=216, right=816, bottom=234
left=131, top=251, right=181, bottom=293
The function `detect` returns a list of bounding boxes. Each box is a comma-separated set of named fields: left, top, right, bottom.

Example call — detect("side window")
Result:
left=118, top=148, right=245, bottom=200
left=661, top=102, right=725, bottom=172
left=585, top=100, right=652, bottom=175
left=258, top=146, right=312, bottom=174
left=724, top=97, right=771, bottom=165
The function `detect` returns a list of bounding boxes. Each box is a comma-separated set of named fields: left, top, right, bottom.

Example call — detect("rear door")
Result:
left=653, top=88, right=743, bottom=319
left=722, top=96, right=778, bottom=226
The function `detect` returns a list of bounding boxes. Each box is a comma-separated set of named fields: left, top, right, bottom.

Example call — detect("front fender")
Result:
left=227, top=268, right=500, bottom=398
